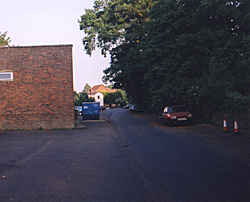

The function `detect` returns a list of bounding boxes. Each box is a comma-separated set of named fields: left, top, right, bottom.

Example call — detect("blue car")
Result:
left=82, top=102, right=100, bottom=120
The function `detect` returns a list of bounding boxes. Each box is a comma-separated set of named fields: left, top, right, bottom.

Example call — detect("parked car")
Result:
left=74, top=106, right=83, bottom=116
left=160, top=105, right=192, bottom=125
left=129, top=104, right=136, bottom=111
left=129, top=104, right=144, bottom=112
left=123, top=104, right=130, bottom=109
left=111, top=104, right=117, bottom=108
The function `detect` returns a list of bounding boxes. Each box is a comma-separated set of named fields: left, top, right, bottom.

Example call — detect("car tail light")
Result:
left=167, top=114, right=171, bottom=118
left=188, top=113, right=192, bottom=118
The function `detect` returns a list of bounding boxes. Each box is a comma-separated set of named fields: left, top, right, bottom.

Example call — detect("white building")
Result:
left=89, top=92, right=104, bottom=107
left=88, top=84, right=117, bottom=107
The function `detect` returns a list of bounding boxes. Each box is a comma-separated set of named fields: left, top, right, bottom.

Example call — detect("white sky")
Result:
left=0, top=0, right=110, bottom=92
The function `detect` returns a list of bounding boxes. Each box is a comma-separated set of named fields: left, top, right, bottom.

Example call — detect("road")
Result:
left=104, top=109, right=250, bottom=202
left=0, top=108, right=249, bottom=202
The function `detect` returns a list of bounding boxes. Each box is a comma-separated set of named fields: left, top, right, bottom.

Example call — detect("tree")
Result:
left=145, top=0, right=250, bottom=114
left=74, top=91, right=94, bottom=106
left=0, top=32, right=11, bottom=46
left=83, top=83, right=91, bottom=94
left=79, top=0, right=155, bottom=107
left=80, top=0, right=250, bottom=118
left=104, top=0, right=250, bottom=113
left=79, top=0, right=155, bottom=56
left=104, top=90, right=127, bottom=106
left=74, top=91, right=80, bottom=106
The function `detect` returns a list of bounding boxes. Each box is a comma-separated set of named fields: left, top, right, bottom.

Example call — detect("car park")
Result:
left=160, top=105, right=192, bottom=125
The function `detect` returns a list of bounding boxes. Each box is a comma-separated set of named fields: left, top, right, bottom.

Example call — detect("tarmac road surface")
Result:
left=0, top=108, right=249, bottom=202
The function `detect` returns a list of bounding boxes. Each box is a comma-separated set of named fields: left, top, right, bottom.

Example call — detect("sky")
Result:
left=0, top=0, right=110, bottom=92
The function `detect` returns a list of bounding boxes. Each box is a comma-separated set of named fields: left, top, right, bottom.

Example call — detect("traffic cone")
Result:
left=223, top=120, right=228, bottom=132
left=233, top=120, right=239, bottom=134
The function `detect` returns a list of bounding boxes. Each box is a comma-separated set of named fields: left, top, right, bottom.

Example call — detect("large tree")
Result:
left=104, top=0, right=250, bottom=112
left=79, top=0, right=155, bottom=106
left=0, top=32, right=11, bottom=46
left=80, top=0, right=250, bottom=116
left=79, top=0, right=155, bottom=56
left=144, top=0, right=250, bottom=114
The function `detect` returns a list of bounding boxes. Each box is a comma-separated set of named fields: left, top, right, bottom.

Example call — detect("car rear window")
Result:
left=172, top=106, right=186, bottom=112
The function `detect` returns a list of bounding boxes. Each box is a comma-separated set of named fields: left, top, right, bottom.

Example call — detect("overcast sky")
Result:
left=0, top=0, right=110, bottom=92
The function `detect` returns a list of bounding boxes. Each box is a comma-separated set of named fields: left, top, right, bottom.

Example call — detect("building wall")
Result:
left=0, top=45, right=75, bottom=130
left=89, top=92, right=104, bottom=107
left=94, top=92, right=104, bottom=107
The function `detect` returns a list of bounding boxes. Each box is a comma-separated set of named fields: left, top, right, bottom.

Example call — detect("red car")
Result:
left=160, top=105, right=192, bottom=125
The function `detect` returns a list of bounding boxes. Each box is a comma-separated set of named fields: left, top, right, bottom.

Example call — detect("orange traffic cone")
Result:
left=223, top=120, right=228, bottom=132
left=234, top=120, right=239, bottom=134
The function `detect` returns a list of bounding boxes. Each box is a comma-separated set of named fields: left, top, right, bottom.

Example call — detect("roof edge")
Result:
left=0, top=44, right=73, bottom=49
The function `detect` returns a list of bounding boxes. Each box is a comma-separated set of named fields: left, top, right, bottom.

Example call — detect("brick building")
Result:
left=0, top=45, right=75, bottom=130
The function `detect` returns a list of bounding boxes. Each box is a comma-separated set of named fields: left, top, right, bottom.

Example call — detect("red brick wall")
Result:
left=0, top=45, right=75, bottom=130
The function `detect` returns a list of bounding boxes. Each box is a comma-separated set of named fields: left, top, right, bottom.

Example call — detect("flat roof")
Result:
left=0, top=44, right=73, bottom=49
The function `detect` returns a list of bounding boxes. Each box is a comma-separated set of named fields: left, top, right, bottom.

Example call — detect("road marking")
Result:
left=17, top=140, right=53, bottom=166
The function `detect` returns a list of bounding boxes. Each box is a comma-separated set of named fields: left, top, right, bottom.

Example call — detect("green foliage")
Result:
left=107, top=84, right=114, bottom=89
left=104, top=0, right=250, bottom=114
left=79, top=0, right=155, bottom=56
left=104, top=90, right=127, bottom=106
left=74, top=91, right=94, bottom=106
left=147, top=0, right=250, bottom=114
left=83, top=83, right=91, bottom=93
left=0, top=32, right=10, bottom=46
left=80, top=0, right=250, bottom=118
